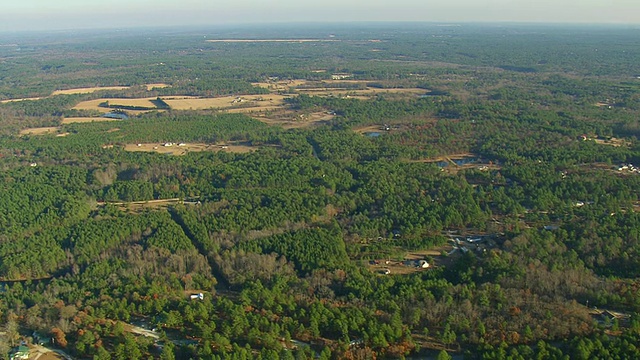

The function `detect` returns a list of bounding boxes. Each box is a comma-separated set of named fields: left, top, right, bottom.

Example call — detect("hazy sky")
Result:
left=1, top=0, right=639, bottom=32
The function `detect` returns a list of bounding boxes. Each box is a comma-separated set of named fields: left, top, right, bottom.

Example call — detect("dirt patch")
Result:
left=62, top=117, right=121, bottom=124
left=19, top=127, right=61, bottom=135
left=51, top=86, right=130, bottom=95
left=123, top=142, right=261, bottom=156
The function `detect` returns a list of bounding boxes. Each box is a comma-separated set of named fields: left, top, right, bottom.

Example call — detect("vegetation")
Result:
left=0, top=23, right=639, bottom=359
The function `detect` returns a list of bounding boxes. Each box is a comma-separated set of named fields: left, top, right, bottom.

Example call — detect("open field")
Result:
left=594, top=137, right=629, bottom=147
left=51, top=86, right=130, bottom=95
left=249, top=110, right=335, bottom=129
left=163, top=94, right=287, bottom=110
left=19, top=127, right=61, bottom=135
left=1, top=96, right=43, bottom=103
left=366, top=245, right=453, bottom=276
left=123, top=142, right=261, bottom=156
left=252, top=79, right=307, bottom=92
left=146, top=83, right=170, bottom=90
left=1, top=83, right=167, bottom=103
left=62, top=117, right=121, bottom=124
left=72, top=98, right=158, bottom=113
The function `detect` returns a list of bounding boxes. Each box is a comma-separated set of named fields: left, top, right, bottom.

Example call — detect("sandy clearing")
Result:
left=19, top=127, right=61, bottom=135
left=146, top=83, right=170, bottom=90
left=123, top=142, right=261, bottom=155
left=594, top=137, right=628, bottom=147
left=251, top=111, right=335, bottom=129
left=1, top=97, right=43, bottom=103
left=163, top=94, right=287, bottom=110
left=62, top=117, right=121, bottom=124
left=51, top=86, right=130, bottom=95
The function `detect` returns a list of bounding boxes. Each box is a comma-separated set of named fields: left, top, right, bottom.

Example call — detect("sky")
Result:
left=1, top=0, right=639, bottom=32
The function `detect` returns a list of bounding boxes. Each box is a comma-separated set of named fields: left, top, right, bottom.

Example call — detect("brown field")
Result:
left=146, top=83, right=170, bottom=90
left=366, top=245, right=453, bottom=275
left=51, top=86, right=130, bottom=95
left=19, top=127, right=61, bottom=135
left=252, top=79, right=307, bottom=92
left=163, top=94, right=288, bottom=110
left=1, top=96, right=43, bottom=103
left=594, top=137, right=628, bottom=147
left=206, top=39, right=339, bottom=43
left=72, top=98, right=158, bottom=113
left=62, top=117, right=121, bottom=124
left=123, top=142, right=261, bottom=156
left=251, top=111, right=335, bottom=129
left=354, top=125, right=386, bottom=134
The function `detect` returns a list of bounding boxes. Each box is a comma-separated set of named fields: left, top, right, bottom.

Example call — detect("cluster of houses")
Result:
left=618, top=163, right=638, bottom=173
left=448, top=235, right=492, bottom=255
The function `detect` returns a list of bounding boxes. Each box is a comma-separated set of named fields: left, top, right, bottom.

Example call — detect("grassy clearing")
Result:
left=1, top=97, right=43, bottom=103
left=61, top=117, right=121, bottom=124
left=72, top=98, right=158, bottom=114
left=51, top=86, right=130, bottom=95
left=19, top=127, right=61, bottom=136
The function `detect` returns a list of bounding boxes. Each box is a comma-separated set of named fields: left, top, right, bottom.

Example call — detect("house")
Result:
left=10, top=345, right=29, bottom=360
left=331, top=73, right=352, bottom=80
left=190, top=293, right=204, bottom=300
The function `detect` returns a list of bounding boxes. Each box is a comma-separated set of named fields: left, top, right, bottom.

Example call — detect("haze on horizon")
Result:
left=1, top=0, right=639, bottom=32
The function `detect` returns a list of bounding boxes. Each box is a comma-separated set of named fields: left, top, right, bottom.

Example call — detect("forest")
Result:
left=0, top=23, right=640, bottom=359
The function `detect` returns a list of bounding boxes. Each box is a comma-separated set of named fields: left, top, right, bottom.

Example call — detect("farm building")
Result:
left=190, top=293, right=204, bottom=300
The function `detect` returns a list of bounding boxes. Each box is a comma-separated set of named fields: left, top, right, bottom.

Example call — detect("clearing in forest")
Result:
left=62, top=117, right=121, bottom=124
left=123, top=142, right=261, bottom=155
left=1, top=96, right=43, bottom=103
left=19, top=127, right=61, bottom=135
left=72, top=98, right=159, bottom=113
left=51, top=86, right=130, bottom=95
left=244, top=110, right=335, bottom=129
left=146, top=83, right=170, bottom=90
left=163, top=94, right=288, bottom=111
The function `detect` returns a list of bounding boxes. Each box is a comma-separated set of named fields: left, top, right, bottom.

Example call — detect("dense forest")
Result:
left=0, top=23, right=640, bottom=359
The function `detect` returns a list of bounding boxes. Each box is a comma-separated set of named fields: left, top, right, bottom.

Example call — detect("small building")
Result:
left=190, top=293, right=204, bottom=300
left=10, top=345, right=30, bottom=360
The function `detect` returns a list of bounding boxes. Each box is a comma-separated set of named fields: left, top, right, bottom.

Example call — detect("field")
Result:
left=163, top=94, right=288, bottom=111
left=123, top=142, right=260, bottom=155
left=250, top=111, right=335, bottom=129
left=72, top=98, right=158, bottom=113
left=51, top=86, right=130, bottom=95
left=19, top=127, right=61, bottom=135
left=1, top=96, right=43, bottom=103
left=62, top=117, right=121, bottom=124
left=594, top=137, right=629, bottom=147
left=146, top=83, right=170, bottom=90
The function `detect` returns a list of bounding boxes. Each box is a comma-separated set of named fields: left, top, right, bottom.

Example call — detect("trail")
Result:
left=167, top=208, right=231, bottom=289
